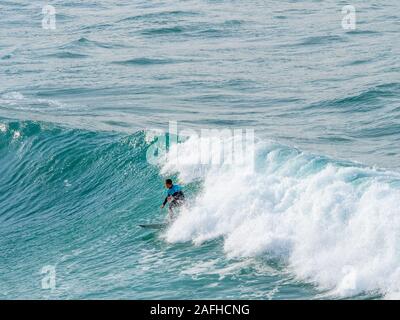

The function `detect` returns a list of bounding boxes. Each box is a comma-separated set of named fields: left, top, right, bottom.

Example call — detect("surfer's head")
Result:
left=165, top=179, right=173, bottom=189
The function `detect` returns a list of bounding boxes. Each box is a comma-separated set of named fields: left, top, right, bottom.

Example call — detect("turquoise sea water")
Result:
left=1, top=1, right=400, bottom=299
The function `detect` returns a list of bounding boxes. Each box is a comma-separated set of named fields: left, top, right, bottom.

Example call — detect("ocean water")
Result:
left=0, top=0, right=399, bottom=299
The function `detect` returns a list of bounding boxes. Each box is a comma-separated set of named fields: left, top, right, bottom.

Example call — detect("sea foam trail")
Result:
left=160, top=136, right=400, bottom=298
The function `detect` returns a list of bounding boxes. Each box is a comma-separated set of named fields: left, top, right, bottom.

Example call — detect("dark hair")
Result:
left=165, top=179, right=173, bottom=185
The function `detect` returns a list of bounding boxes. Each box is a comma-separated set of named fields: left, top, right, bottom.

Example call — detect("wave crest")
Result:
left=162, top=136, right=400, bottom=298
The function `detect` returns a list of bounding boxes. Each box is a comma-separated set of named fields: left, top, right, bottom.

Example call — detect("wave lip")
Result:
left=113, top=57, right=177, bottom=66
left=61, top=37, right=116, bottom=49
left=140, top=26, right=185, bottom=36
left=118, top=10, right=199, bottom=23
left=44, top=51, right=89, bottom=59
left=161, top=136, right=400, bottom=298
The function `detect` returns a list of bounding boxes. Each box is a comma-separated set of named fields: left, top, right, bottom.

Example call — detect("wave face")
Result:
left=162, top=135, right=400, bottom=298
left=1, top=119, right=400, bottom=299
left=0, top=119, right=166, bottom=299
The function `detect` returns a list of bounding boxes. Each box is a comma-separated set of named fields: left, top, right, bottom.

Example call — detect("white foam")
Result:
left=161, top=137, right=400, bottom=298
left=144, top=128, right=164, bottom=144
left=1, top=91, right=25, bottom=100
left=37, top=99, right=66, bottom=108
left=0, top=92, right=76, bottom=111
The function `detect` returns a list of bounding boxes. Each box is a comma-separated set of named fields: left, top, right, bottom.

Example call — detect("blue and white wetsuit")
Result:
left=163, top=184, right=185, bottom=211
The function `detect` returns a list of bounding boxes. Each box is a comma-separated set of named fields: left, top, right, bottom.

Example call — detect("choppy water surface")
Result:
left=0, top=1, right=399, bottom=299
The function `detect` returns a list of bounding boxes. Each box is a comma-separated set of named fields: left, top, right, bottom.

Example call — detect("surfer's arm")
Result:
left=162, top=196, right=169, bottom=207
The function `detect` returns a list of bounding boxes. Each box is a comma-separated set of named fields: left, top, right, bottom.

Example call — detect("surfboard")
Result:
left=139, top=223, right=168, bottom=230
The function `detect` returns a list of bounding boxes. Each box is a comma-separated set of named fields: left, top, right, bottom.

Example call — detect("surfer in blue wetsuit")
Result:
left=161, top=179, right=185, bottom=219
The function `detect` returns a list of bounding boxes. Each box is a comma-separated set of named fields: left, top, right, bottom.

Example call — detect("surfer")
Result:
left=161, top=179, right=185, bottom=219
